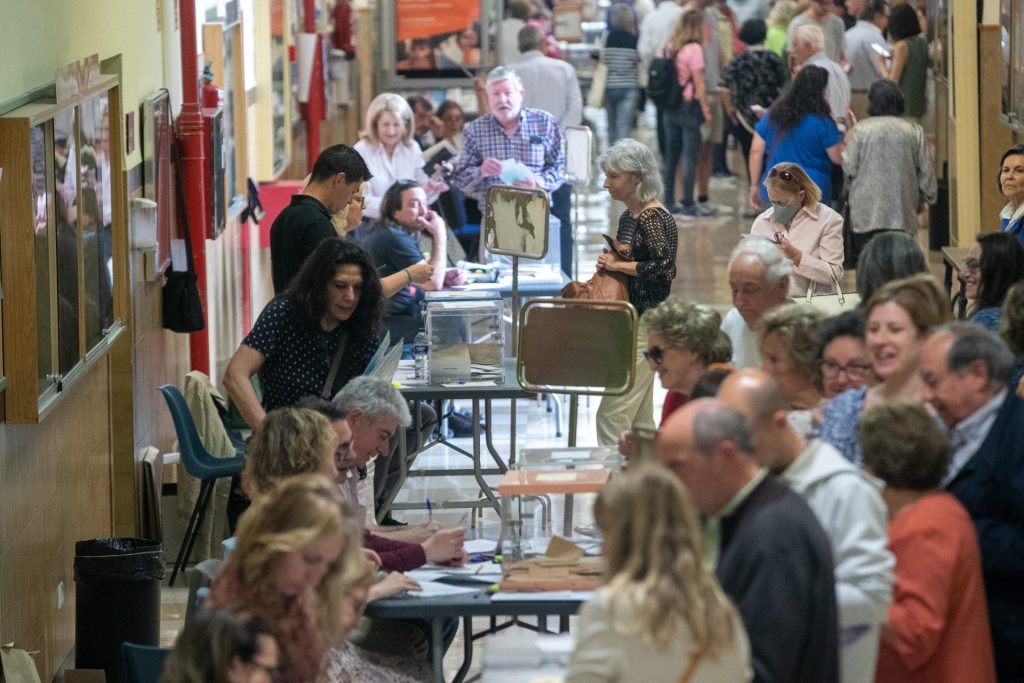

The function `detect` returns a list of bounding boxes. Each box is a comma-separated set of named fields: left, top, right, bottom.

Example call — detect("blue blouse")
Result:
left=971, top=307, right=1002, bottom=333
left=813, top=386, right=869, bottom=466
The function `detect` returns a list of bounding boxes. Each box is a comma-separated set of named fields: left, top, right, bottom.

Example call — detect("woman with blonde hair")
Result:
left=816, top=274, right=952, bottom=465
left=757, top=302, right=826, bottom=437
left=353, top=93, right=447, bottom=223
left=749, top=162, right=844, bottom=296
left=765, top=1, right=800, bottom=56
left=208, top=474, right=368, bottom=682
left=241, top=407, right=340, bottom=497
left=662, top=9, right=713, bottom=219
left=566, top=465, right=751, bottom=682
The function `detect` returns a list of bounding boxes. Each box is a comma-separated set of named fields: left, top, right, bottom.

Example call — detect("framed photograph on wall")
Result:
left=140, top=88, right=173, bottom=272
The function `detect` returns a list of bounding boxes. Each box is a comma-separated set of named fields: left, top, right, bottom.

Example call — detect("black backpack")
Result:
left=646, top=52, right=683, bottom=109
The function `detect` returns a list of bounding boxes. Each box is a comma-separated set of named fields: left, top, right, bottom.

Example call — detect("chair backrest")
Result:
left=122, top=642, right=170, bottom=683
left=158, top=384, right=225, bottom=479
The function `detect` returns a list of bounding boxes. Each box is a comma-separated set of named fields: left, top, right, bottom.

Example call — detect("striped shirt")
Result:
left=602, top=29, right=640, bottom=89
left=453, top=106, right=565, bottom=201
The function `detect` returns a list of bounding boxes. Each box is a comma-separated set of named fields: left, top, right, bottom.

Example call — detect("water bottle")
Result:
left=413, top=329, right=429, bottom=380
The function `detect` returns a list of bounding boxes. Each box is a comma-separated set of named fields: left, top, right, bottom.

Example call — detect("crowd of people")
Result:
left=162, top=1, right=1024, bottom=682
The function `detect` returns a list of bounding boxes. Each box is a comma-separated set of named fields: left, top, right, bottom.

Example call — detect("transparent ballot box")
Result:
left=495, top=469, right=610, bottom=592
left=425, top=298, right=505, bottom=384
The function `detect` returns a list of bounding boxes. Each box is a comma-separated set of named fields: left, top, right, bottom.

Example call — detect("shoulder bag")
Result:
left=561, top=234, right=633, bottom=301
left=587, top=33, right=609, bottom=109
left=162, top=136, right=206, bottom=333
left=795, top=263, right=860, bottom=315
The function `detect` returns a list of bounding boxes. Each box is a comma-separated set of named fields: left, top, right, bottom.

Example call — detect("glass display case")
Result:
left=0, top=74, right=125, bottom=422
left=425, top=298, right=505, bottom=384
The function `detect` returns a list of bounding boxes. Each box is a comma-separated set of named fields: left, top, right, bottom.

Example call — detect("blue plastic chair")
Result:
left=122, top=642, right=170, bottom=683
left=159, top=384, right=245, bottom=586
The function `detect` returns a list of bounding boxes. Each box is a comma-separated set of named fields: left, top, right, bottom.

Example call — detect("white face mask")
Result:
left=771, top=202, right=800, bottom=225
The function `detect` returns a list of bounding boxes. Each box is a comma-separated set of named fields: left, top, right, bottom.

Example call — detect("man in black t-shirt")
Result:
left=270, top=144, right=372, bottom=293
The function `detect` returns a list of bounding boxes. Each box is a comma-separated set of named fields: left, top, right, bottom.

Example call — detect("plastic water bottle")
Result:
left=413, top=330, right=429, bottom=380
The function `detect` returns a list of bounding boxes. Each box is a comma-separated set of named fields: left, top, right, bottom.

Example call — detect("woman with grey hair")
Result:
left=601, top=3, right=641, bottom=146
left=594, top=138, right=679, bottom=445
left=855, top=231, right=928, bottom=305
left=642, top=297, right=727, bottom=422
left=757, top=302, right=826, bottom=436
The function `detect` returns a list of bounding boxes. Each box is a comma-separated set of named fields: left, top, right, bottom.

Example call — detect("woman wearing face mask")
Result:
left=749, top=162, right=844, bottom=296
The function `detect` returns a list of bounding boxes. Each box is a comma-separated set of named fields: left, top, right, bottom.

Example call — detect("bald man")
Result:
left=659, top=399, right=839, bottom=683
left=718, top=370, right=893, bottom=683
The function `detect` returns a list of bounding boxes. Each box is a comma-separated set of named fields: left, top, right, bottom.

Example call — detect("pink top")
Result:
left=673, top=42, right=704, bottom=101
left=749, top=201, right=844, bottom=297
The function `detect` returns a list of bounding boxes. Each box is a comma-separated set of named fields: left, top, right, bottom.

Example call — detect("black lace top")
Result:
left=615, top=207, right=678, bottom=314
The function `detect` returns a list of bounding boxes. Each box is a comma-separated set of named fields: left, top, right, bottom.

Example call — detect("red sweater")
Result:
left=876, top=492, right=996, bottom=683
left=363, top=530, right=426, bottom=573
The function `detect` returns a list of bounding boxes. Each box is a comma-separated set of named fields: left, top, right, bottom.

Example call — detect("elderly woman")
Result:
left=641, top=297, right=727, bottom=422
left=223, top=238, right=383, bottom=430
left=843, top=80, right=937, bottom=259
left=818, top=310, right=872, bottom=399
left=859, top=403, right=996, bottom=683
left=594, top=138, right=678, bottom=446
left=959, top=232, right=1024, bottom=331
left=601, top=3, right=642, bottom=146
left=855, top=231, right=929, bottom=305
left=353, top=93, right=446, bottom=223
left=816, top=274, right=952, bottom=465
left=757, top=303, right=826, bottom=437
left=750, top=162, right=844, bottom=296
left=998, top=144, right=1024, bottom=246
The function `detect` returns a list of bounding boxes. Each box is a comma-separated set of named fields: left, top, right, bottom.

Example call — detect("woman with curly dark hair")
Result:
left=224, top=237, right=384, bottom=429
left=747, top=64, right=846, bottom=210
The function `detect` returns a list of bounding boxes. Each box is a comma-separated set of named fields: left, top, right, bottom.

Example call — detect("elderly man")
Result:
left=721, top=237, right=792, bottom=368
left=269, top=144, right=372, bottom=293
left=659, top=400, right=839, bottom=683
left=843, top=0, right=890, bottom=120
left=509, top=25, right=582, bottom=132
left=919, top=323, right=1024, bottom=680
left=787, top=0, right=847, bottom=63
left=791, top=23, right=852, bottom=128
left=718, top=370, right=893, bottom=683
left=454, top=65, right=569, bottom=274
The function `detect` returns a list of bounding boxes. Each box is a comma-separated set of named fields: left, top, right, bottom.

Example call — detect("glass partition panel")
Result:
left=80, top=90, right=114, bottom=349
left=53, top=106, right=81, bottom=374
left=32, top=122, right=54, bottom=393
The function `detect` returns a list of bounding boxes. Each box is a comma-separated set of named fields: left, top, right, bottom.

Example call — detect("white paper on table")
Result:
left=441, top=380, right=496, bottom=388
left=464, top=539, right=498, bottom=554
left=404, top=581, right=482, bottom=598
left=490, top=591, right=594, bottom=602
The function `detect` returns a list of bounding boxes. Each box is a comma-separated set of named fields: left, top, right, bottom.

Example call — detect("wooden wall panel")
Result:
left=980, top=25, right=1015, bottom=226
left=0, top=358, right=112, bottom=681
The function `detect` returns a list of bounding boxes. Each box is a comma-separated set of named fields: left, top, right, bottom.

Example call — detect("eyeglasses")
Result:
left=643, top=346, right=665, bottom=364
left=768, top=168, right=795, bottom=182
left=352, top=194, right=366, bottom=210
left=821, top=359, right=872, bottom=378
left=963, top=258, right=980, bottom=273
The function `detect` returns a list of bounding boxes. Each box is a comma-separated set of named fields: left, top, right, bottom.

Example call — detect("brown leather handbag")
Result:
left=561, top=234, right=634, bottom=301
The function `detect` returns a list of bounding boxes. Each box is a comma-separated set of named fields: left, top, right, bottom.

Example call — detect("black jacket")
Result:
left=717, top=475, right=840, bottom=683
left=946, top=391, right=1024, bottom=681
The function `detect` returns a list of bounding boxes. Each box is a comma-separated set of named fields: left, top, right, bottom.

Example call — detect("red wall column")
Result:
left=177, top=0, right=211, bottom=373
left=303, top=0, right=325, bottom=171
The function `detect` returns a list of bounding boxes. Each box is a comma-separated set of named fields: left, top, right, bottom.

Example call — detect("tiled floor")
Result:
left=159, top=103, right=943, bottom=680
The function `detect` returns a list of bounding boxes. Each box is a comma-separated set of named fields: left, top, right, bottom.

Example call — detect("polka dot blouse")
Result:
left=242, top=296, right=379, bottom=410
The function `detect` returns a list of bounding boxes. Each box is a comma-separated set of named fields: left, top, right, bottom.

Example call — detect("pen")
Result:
left=426, top=498, right=433, bottom=521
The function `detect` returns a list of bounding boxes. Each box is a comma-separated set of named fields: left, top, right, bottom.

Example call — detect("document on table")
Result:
left=404, top=580, right=482, bottom=598
left=464, top=539, right=497, bottom=554
left=406, top=562, right=502, bottom=584
left=490, top=591, right=594, bottom=602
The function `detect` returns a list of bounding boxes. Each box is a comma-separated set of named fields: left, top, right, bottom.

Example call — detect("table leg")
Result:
left=473, top=399, right=501, bottom=510
left=944, top=261, right=953, bottom=298
left=431, top=618, right=445, bottom=683
left=484, top=400, right=509, bottom=471
left=453, top=615, right=474, bottom=683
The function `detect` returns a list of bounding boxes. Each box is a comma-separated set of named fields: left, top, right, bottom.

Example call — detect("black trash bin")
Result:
left=75, top=538, right=165, bottom=682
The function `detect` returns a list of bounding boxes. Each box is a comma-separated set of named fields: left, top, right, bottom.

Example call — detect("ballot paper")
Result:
left=464, top=538, right=497, bottom=554
left=499, top=159, right=536, bottom=185
left=403, top=580, right=481, bottom=598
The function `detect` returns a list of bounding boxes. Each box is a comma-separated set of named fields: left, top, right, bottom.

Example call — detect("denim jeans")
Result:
left=604, top=86, right=640, bottom=146
left=662, top=101, right=704, bottom=208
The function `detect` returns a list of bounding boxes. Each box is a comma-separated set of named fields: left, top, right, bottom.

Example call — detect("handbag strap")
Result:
left=804, top=263, right=845, bottom=304
left=677, top=648, right=703, bottom=683
left=321, top=331, right=350, bottom=399
left=169, top=128, right=198, bottom=276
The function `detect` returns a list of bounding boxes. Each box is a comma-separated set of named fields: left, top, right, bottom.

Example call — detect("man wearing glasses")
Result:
left=270, top=144, right=372, bottom=294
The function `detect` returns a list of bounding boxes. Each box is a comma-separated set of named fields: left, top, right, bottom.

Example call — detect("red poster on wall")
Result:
left=395, top=0, right=484, bottom=73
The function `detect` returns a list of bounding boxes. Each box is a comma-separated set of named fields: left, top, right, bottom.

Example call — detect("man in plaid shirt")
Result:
left=454, top=67, right=567, bottom=261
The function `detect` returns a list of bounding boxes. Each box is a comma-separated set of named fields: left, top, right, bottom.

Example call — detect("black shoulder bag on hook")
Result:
left=162, top=136, right=206, bottom=333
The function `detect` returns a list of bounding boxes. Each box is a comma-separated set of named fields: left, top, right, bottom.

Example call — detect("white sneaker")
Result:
left=697, top=200, right=718, bottom=215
